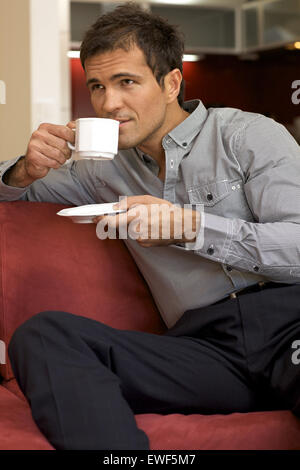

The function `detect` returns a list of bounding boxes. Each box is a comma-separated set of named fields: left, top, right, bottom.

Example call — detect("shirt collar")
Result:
left=166, top=99, right=208, bottom=149
left=135, top=99, right=208, bottom=160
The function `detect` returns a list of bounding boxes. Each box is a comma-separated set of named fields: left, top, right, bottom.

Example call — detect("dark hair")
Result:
left=80, top=2, right=185, bottom=107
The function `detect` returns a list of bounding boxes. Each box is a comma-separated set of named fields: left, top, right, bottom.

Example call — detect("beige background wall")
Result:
left=0, top=0, right=31, bottom=161
left=0, top=0, right=71, bottom=163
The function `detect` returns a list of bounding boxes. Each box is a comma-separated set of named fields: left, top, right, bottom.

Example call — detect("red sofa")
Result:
left=1, top=200, right=300, bottom=450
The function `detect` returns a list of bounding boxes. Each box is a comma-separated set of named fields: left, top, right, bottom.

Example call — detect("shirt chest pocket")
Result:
left=187, top=179, right=250, bottom=218
left=188, top=179, right=230, bottom=204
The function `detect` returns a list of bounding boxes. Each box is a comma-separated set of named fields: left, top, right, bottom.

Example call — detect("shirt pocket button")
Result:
left=207, top=245, right=215, bottom=255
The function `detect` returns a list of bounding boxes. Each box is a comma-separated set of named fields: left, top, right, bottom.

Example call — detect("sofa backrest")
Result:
left=0, top=201, right=165, bottom=380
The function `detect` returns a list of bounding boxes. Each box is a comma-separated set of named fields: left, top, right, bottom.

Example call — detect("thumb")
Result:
left=113, top=196, right=128, bottom=210
left=66, top=121, right=76, bottom=130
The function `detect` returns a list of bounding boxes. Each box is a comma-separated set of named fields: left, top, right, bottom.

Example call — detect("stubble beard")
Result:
left=118, top=115, right=165, bottom=151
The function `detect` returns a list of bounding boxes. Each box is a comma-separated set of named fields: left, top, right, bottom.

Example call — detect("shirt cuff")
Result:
left=185, top=211, right=233, bottom=261
left=182, top=204, right=205, bottom=251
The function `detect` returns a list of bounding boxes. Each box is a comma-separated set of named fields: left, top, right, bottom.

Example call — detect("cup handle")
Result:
left=67, top=128, right=76, bottom=151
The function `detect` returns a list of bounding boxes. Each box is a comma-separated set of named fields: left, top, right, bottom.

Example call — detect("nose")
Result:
left=101, top=88, right=122, bottom=115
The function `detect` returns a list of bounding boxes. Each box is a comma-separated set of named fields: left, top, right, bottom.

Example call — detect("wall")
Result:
left=0, top=0, right=31, bottom=161
left=0, top=0, right=71, bottom=163
left=183, top=50, right=300, bottom=125
left=30, top=0, right=71, bottom=131
left=71, top=58, right=96, bottom=120
left=71, top=49, right=300, bottom=129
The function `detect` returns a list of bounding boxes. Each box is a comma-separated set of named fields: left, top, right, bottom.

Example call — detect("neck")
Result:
left=137, top=102, right=189, bottom=167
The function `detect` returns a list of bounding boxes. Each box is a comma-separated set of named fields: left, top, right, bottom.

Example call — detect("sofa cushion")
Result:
left=0, top=201, right=165, bottom=380
left=0, top=385, right=53, bottom=450
left=2, top=380, right=300, bottom=450
left=137, top=410, right=300, bottom=450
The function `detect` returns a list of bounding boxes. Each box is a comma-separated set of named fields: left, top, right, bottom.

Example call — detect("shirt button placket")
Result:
left=163, top=143, right=178, bottom=204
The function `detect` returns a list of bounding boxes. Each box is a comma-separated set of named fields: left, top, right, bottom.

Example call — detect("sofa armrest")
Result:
left=0, top=201, right=165, bottom=380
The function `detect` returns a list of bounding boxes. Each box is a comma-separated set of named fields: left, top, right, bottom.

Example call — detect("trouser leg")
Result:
left=8, top=311, right=149, bottom=450
left=237, top=284, right=300, bottom=415
left=8, top=308, right=259, bottom=450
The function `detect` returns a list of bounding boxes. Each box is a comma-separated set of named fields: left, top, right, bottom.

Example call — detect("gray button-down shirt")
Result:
left=1, top=100, right=300, bottom=328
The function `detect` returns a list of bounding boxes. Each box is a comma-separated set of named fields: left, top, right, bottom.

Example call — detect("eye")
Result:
left=121, top=79, right=134, bottom=86
left=91, top=84, right=103, bottom=92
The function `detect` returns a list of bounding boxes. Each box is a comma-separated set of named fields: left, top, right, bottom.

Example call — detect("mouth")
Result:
left=117, top=119, right=132, bottom=128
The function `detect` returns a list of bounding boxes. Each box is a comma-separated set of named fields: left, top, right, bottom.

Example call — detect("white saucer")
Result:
left=57, top=203, right=127, bottom=224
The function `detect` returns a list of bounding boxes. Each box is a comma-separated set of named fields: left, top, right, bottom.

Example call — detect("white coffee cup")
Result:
left=68, top=118, right=119, bottom=160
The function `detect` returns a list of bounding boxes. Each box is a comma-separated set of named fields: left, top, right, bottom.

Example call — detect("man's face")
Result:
left=85, top=46, right=170, bottom=150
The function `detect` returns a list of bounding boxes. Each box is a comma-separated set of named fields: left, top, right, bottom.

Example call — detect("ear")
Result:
left=164, top=69, right=182, bottom=104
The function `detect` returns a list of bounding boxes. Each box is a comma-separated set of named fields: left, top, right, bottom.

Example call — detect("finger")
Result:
left=42, top=132, right=73, bottom=157
left=136, top=239, right=152, bottom=247
left=25, top=150, right=64, bottom=175
left=121, top=205, right=146, bottom=224
left=66, top=121, right=76, bottom=130
left=33, top=127, right=73, bottom=157
left=116, top=195, right=171, bottom=210
left=29, top=151, right=67, bottom=170
left=39, top=123, right=75, bottom=144
left=95, top=205, right=152, bottom=238
left=42, top=142, right=70, bottom=165
left=98, top=209, right=142, bottom=233
left=29, top=140, right=70, bottom=166
left=92, top=215, right=112, bottom=224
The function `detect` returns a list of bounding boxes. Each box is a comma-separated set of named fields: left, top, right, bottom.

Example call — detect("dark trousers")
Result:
left=8, top=283, right=300, bottom=450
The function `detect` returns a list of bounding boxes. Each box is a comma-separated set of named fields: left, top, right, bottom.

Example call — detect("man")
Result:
left=1, top=3, right=300, bottom=450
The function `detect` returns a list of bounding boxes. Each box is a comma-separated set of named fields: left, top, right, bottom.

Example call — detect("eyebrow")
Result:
left=86, top=73, right=142, bottom=87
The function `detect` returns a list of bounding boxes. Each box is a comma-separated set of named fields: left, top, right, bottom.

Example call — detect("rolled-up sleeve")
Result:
left=188, top=116, right=300, bottom=283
